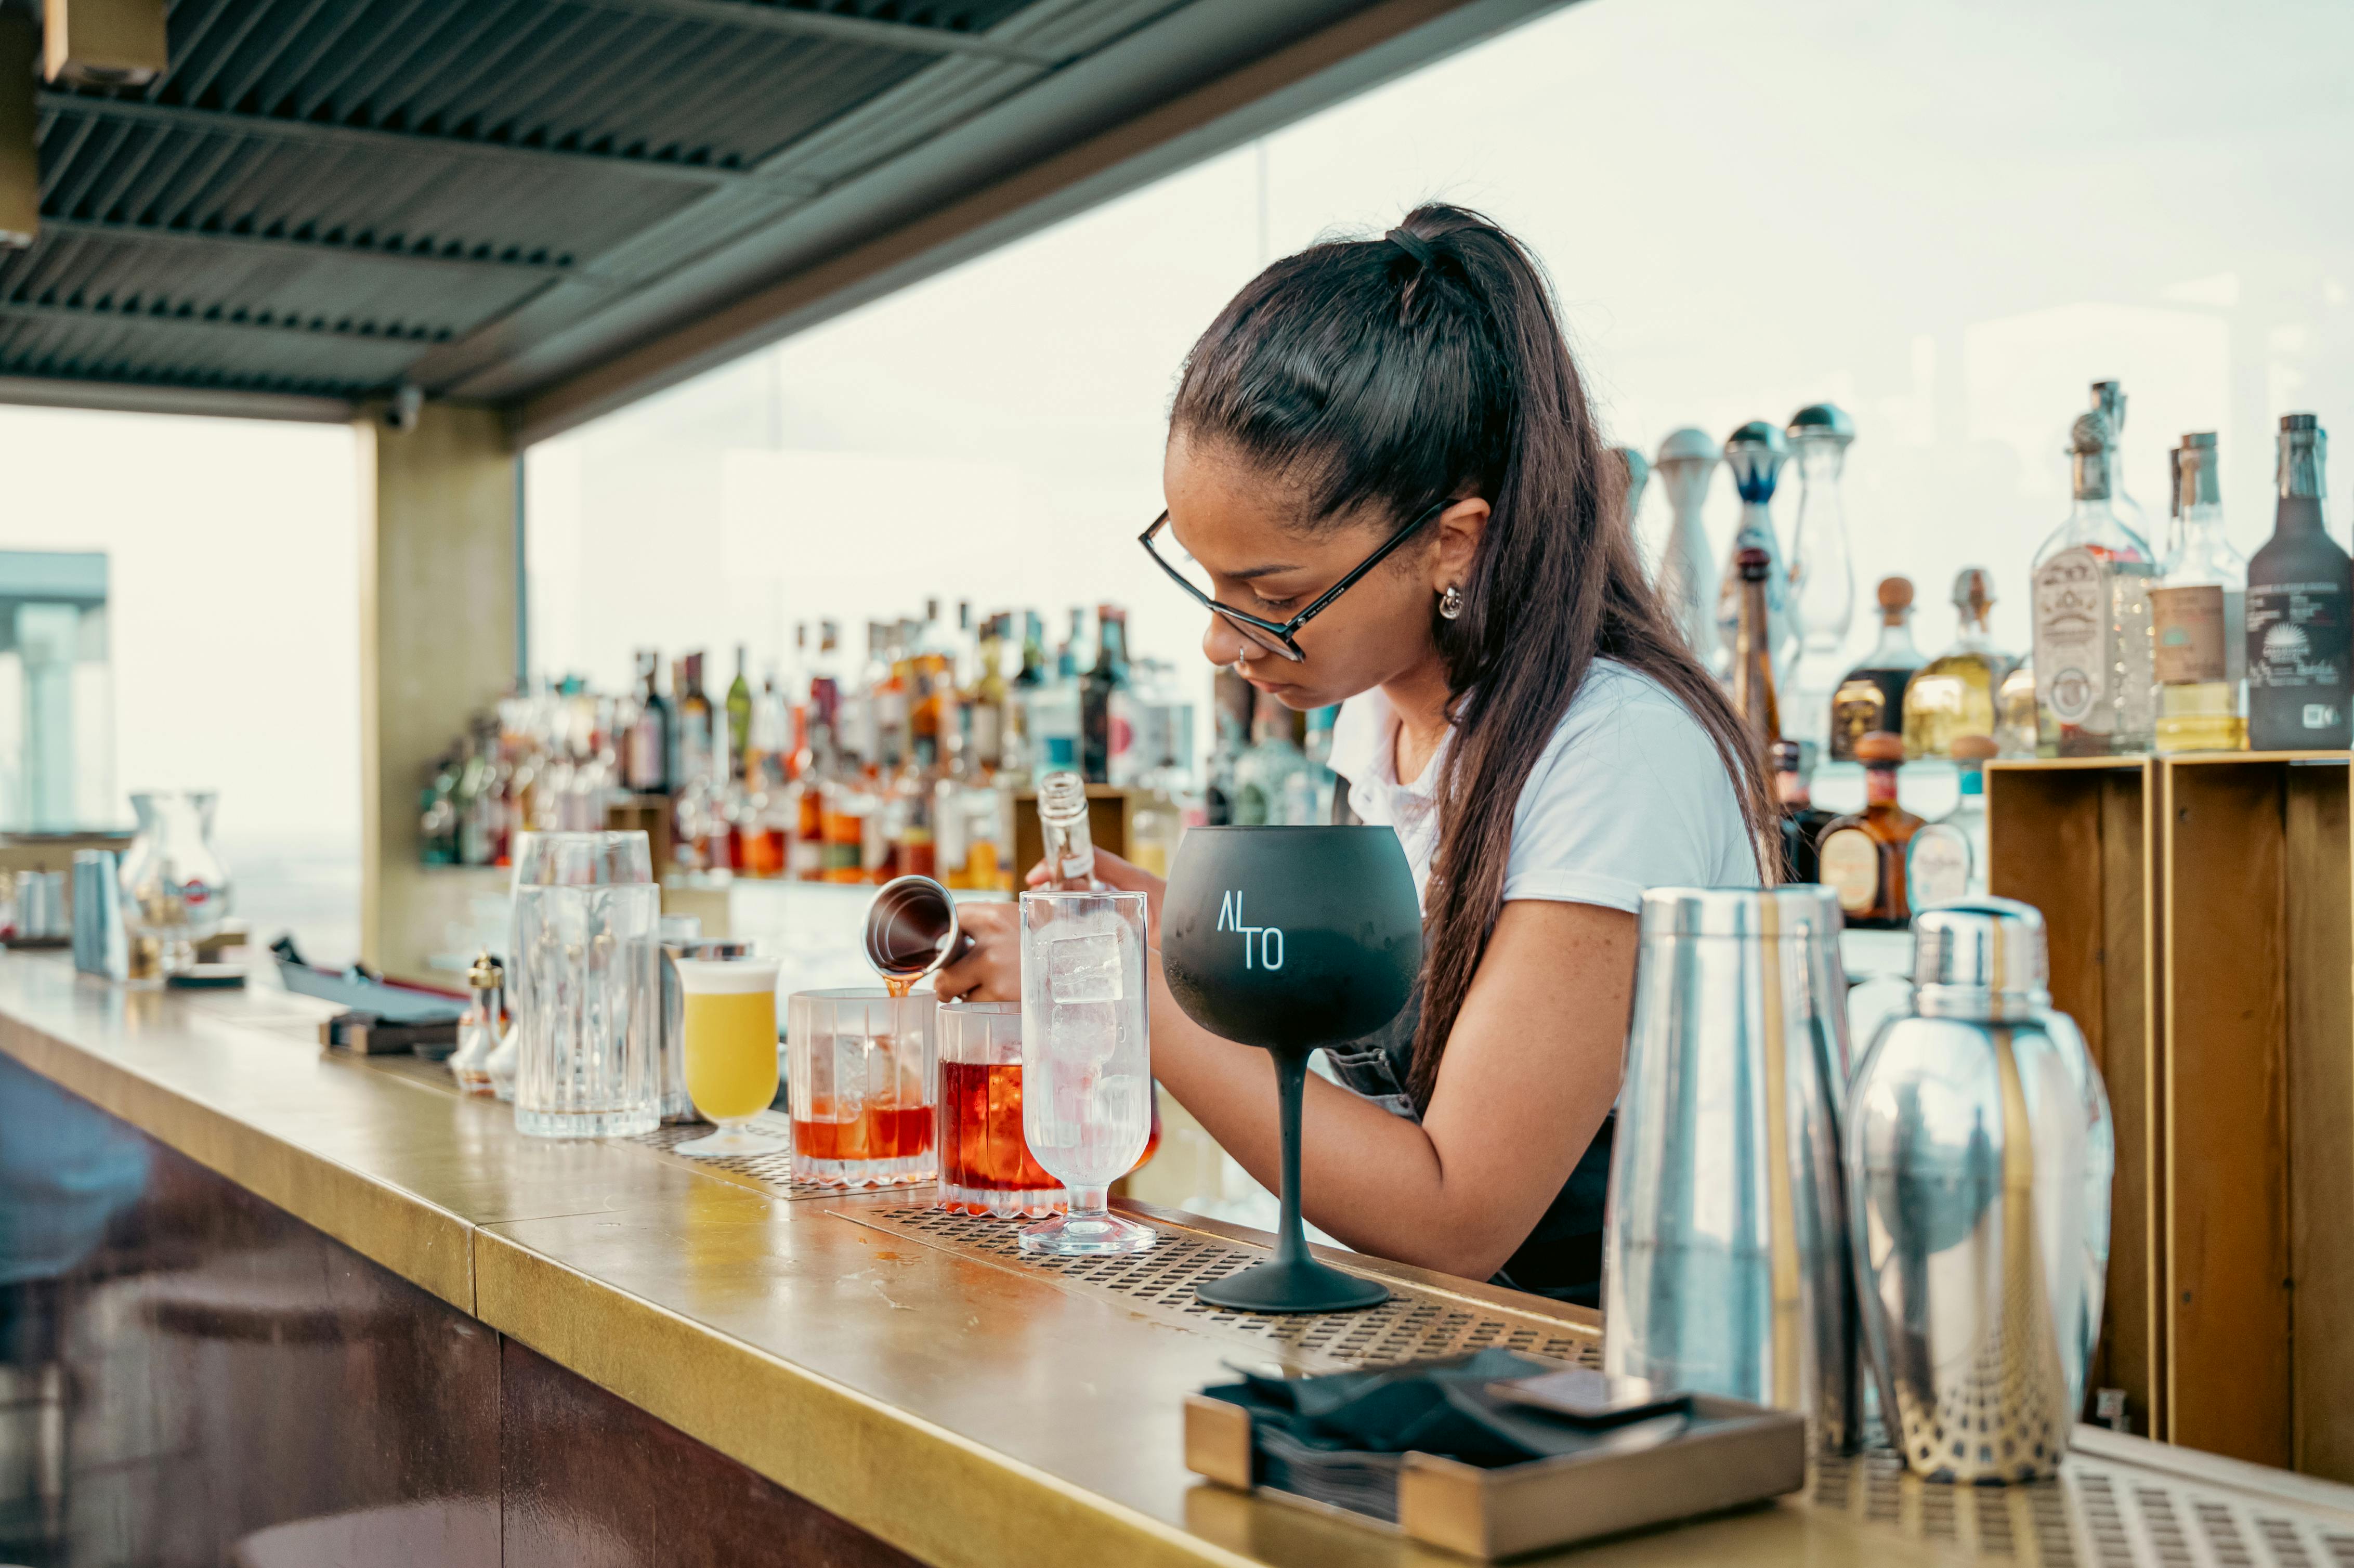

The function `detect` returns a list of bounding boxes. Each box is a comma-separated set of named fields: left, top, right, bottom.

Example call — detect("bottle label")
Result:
left=1819, top=828, right=1879, bottom=914
left=2151, top=585, right=2227, bottom=685
left=1907, top=826, right=1971, bottom=908
left=626, top=715, right=662, bottom=790
left=1864, top=766, right=1898, bottom=807
left=2033, top=548, right=2154, bottom=737
left=2247, top=581, right=2352, bottom=696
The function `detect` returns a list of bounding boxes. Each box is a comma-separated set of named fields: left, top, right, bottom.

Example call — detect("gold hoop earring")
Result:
left=1438, top=584, right=1464, bottom=620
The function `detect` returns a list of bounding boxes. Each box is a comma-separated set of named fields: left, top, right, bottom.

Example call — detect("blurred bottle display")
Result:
left=2247, top=414, right=2352, bottom=751
left=2152, top=432, right=2248, bottom=753
left=2031, top=409, right=2155, bottom=757
left=1652, top=427, right=1721, bottom=672
left=1713, top=421, right=1798, bottom=686
left=1815, top=731, right=1925, bottom=930
left=1829, top=576, right=1924, bottom=762
left=1082, top=602, right=1133, bottom=785
left=1784, top=402, right=1855, bottom=752
left=1902, top=568, right=2012, bottom=760
left=419, top=599, right=1200, bottom=885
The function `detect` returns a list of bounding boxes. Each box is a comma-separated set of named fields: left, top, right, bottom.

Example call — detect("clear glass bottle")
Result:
left=1037, top=770, right=1098, bottom=890
left=1816, top=731, right=1925, bottom=930
left=2092, top=380, right=2153, bottom=556
left=1906, top=732, right=1995, bottom=907
left=2247, top=413, right=2353, bottom=751
left=1903, top=568, right=2013, bottom=760
left=2031, top=409, right=2156, bottom=756
left=1830, top=577, right=1925, bottom=762
left=1083, top=603, right=1133, bottom=786
left=2152, top=432, right=2248, bottom=752
left=1728, top=546, right=1781, bottom=753
left=1785, top=402, right=1856, bottom=752
left=1714, top=421, right=1799, bottom=685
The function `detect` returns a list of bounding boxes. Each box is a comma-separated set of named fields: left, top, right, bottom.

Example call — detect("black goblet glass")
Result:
left=1161, top=825, right=1421, bottom=1313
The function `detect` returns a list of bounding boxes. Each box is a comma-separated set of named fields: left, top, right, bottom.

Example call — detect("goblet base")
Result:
left=1196, top=1256, right=1389, bottom=1314
left=673, top=1127, right=786, bottom=1156
left=1018, top=1210, right=1156, bottom=1257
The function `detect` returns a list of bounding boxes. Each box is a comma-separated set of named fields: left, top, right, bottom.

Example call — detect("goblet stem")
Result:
left=1271, top=1051, right=1311, bottom=1272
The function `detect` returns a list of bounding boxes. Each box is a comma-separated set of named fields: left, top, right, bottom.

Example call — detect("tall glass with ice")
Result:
left=1017, top=888, right=1155, bottom=1256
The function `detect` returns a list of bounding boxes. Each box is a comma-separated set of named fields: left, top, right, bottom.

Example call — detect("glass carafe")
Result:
left=117, top=789, right=230, bottom=982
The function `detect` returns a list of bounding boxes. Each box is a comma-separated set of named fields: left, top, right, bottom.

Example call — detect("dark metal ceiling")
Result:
left=0, top=0, right=1570, bottom=434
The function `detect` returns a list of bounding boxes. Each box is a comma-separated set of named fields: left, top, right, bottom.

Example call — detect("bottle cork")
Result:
left=1855, top=730, right=1906, bottom=765
left=1950, top=733, right=1999, bottom=763
left=1877, top=576, right=1914, bottom=623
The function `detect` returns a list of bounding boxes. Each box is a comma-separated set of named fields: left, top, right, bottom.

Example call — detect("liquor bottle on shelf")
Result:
left=2031, top=409, right=2156, bottom=756
left=1653, top=427, right=1720, bottom=670
left=1728, top=546, right=1781, bottom=754
left=1830, top=577, right=1925, bottom=762
left=1714, top=422, right=1798, bottom=685
left=1030, top=610, right=1084, bottom=776
left=1004, top=609, right=1047, bottom=785
left=1816, top=731, right=1925, bottom=931
left=624, top=650, right=671, bottom=794
left=2153, top=432, right=2248, bottom=753
left=1770, top=740, right=1837, bottom=885
left=1615, top=445, right=1651, bottom=537
left=725, top=644, right=753, bottom=774
left=1203, top=667, right=1250, bottom=827
left=1785, top=402, right=1856, bottom=753
left=1906, top=732, right=1995, bottom=907
left=2093, top=380, right=2154, bottom=556
left=1995, top=661, right=2039, bottom=759
left=674, top=651, right=714, bottom=799
left=1902, top=568, right=2012, bottom=760
left=2248, top=413, right=2354, bottom=751
left=1083, top=603, right=1133, bottom=785
left=969, top=612, right=1009, bottom=778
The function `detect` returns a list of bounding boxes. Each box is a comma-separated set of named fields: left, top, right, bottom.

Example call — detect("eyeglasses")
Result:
left=1137, top=498, right=1449, bottom=663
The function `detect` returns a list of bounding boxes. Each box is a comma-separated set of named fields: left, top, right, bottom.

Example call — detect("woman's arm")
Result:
left=937, top=857, right=1633, bottom=1283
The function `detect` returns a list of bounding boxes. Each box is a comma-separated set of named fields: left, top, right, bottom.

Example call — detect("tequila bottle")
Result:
left=1715, top=422, right=1798, bottom=685
left=1653, top=427, right=1721, bottom=670
left=1785, top=403, right=1856, bottom=751
left=2247, top=413, right=2354, bottom=750
left=1906, top=733, right=1994, bottom=907
left=2152, top=432, right=2247, bottom=753
left=1830, top=577, right=1925, bottom=763
left=2031, top=410, right=2155, bottom=756
left=1816, top=731, right=1924, bottom=930
left=1902, top=568, right=2013, bottom=760
left=1728, top=546, right=1780, bottom=754
left=1770, top=740, right=1837, bottom=885
left=2093, top=381, right=2155, bottom=558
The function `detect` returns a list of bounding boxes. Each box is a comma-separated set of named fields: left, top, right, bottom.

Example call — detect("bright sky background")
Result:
left=2, top=0, right=2351, bottom=959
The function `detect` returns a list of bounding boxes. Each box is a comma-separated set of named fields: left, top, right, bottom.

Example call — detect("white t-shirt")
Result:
left=1324, top=660, right=1758, bottom=913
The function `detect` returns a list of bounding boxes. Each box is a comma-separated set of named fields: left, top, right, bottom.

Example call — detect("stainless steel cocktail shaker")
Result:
left=1846, top=898, right=2113, bottom=1484
left=1605, top=885, right=1859, bottom=1451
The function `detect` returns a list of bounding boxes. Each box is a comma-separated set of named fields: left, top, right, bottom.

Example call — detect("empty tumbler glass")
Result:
left=1017, top=888, right=1154, bottom=1256
left=509, top=831, right=662, bottom=1139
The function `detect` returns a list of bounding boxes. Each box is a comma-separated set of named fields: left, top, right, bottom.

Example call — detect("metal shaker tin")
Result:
left=1846, top=897, right=2114, bottom=1483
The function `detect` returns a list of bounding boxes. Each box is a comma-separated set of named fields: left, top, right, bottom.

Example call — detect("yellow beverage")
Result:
left=683, top=988, right=779, bottom=1123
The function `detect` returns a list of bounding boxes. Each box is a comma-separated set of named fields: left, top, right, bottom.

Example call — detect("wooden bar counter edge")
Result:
left=5, top=949, right=2353, bottom=1568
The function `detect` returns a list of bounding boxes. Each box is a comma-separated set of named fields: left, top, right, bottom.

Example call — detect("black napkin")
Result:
left=1202, top=1350, right=1691, bottom=1522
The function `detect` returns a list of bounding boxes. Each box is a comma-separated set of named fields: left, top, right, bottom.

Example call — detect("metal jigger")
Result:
left=1716, top=422, right=1798, bottom=684
left=1653, top=428, right=1721, bottom=669
left=1161, top=826, right=1421, bottom=1313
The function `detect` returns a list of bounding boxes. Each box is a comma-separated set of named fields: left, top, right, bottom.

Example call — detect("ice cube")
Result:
left=1045, top=927, right=1124, bottom=1004
left=1046, top=999, right=1120, bottom=1068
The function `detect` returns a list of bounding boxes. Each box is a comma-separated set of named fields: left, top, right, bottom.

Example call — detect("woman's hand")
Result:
left=934, top=852, right=1173, bottom=1002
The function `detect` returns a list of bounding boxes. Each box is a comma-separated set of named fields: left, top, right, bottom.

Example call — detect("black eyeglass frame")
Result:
left=1137, top=498, right=1451, bottom=663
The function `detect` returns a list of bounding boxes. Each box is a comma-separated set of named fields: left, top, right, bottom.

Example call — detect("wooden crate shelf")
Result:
left=1986, top=752, right=2354, bottom=1481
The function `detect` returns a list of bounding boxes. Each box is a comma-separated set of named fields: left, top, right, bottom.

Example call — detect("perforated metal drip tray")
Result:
left=840, top=1200, right=1602, bottom=1375
left=1808, top=1440, right=2354, bottom=1567
left=622, top=1113, right=898, bottom=1200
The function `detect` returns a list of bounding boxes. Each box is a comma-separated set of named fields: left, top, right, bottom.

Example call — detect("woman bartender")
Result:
left=937, top=204, right=1767, bottom=1306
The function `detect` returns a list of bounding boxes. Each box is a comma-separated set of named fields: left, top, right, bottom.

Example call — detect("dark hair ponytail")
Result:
left=1172, top=203, right=1773, bottom=1110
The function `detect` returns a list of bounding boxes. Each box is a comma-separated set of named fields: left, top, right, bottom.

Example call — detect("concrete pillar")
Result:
left=357, top=403, right=518, bottom=984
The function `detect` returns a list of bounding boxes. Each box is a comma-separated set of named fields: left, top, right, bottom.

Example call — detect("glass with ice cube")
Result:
left=1017, top=888, right=1155, bottom=1256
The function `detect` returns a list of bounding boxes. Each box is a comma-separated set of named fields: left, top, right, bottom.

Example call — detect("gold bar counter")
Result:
left=3, top=954, right=2352, bottom=1567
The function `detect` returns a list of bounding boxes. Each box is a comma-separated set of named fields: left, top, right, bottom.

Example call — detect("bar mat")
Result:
left=843, top=1201, right=1602, bottom=1374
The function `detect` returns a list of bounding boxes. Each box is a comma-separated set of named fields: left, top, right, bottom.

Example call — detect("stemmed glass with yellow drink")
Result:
left=672, top=955, right=784, bottom=1155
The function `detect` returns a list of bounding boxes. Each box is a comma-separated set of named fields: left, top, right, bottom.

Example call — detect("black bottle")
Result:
left=1771, top=740, right=1837, bottom=884
left=2247, top=414, right=2353, bottom=751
